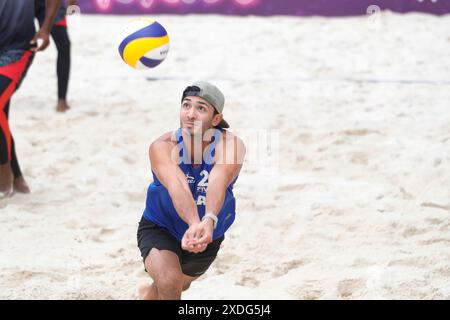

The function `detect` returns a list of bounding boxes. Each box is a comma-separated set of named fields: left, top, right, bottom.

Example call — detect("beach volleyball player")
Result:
left=0, top=0, right=61, bottom=197
left=35, top=0, right=77, bottom=112
left=137, top=82, right=245, bottom=300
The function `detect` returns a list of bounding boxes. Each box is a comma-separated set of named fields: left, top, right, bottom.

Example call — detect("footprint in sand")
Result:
left=111, top=258, right=138, bottom=272
left=439, top=222, right=450, bottom=232
left=108, top=248, right=125, bottom=259
left=84, top=111, right=99, bottom=117
left=126, top=192, right=145, bottom=203
left=65, top=156, right=82, bottom=165
left=277, top=184, right=306, bottom=192
left=250, top=202, right=276, bottom=211
left=290, top=281, right=324, bottom=300
left=425, top=218, right=443, bottom=226
left=87, top=227, right=117, bottom=243
left=420, top=238, right=450, bottom=246
left=421, top=202, right=450, bottom=212
left=121, top=155, right=137, bottom=165
left=296, top=133, right=313, bottom=144
left=233, top=265, right=271, bottom=287
left=350, top=152, right=369, bottom=165
left=340, top=129, right=383, bottom=136
left=337, top=278, right=366, bottom=298
left=99, top=228, right=116, bottom=236
left=351, top=258, right=373, bottom=268
left=7, top=270, right=68, bottom=286
left=402, top=227, right=427, bottom=238
left=332, top=138, right=347, bottom=145
left=272, top=259, right=308, bottom=278
left=235, top=275, right=260, bottom=288
left=433, top=266, right=450, bottom=277
left=387, top=256, right=430, bottom=269
left=214, top=253, right=241, bottom=275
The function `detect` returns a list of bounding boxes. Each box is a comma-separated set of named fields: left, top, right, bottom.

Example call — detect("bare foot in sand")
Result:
left=137, top=281, right=158, bottom=300
left=0, top=163, right=14, bottom=198
left=13, top=175, right=30, bottom=194
left=56, top=99, right=70, bottom=113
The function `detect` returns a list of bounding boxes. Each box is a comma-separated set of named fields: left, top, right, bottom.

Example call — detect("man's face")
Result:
left=180, top=96, right=221, bottom=135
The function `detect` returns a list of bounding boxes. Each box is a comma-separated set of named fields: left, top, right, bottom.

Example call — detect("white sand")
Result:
left=1, top=11, right=449, bottom=299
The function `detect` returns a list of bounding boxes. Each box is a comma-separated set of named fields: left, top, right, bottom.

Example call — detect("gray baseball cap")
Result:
left=181, top=81, right=229, bottom=128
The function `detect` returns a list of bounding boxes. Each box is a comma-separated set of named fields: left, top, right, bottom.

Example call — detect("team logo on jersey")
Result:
left=186, top=173, right=195, bottom=184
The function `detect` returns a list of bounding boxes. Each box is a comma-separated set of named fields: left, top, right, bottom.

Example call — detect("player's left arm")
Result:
left=196, top=134, right=246, bottom=245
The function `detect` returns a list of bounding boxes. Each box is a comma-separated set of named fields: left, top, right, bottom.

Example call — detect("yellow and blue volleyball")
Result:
left=118, top=18, right=169, bottom=69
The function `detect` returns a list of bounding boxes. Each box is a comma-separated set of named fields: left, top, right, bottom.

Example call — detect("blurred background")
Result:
left=78, top=0, right=449, bottom=15
left=0, top=0, right=449, bottom=299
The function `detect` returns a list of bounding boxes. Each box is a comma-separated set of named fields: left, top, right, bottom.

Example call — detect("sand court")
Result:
left=0, top=11, right=449, bottom=299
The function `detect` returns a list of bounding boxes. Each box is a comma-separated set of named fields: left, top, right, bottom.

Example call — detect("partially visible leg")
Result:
left=11, top=138, right=30, bottom=193
left=2, top=96, right=30, bottom=194
left=10, top=134, right=22, bottom=178
left=0, top=50, right=34, bottom=197
left=137, top=281, right=158, bottom=300
left=0, top=162, right=13, bottom=198
left=138, top=268, right=199, bottom=299
left=4, top=101, right=22, bottom=176
left=182, top=274, right=199, bottom=292
left=143, top=248, right=184, bottom=300
left=0, top=77, right=15, bottom=197
left=51, top=26, right=71, bottom=112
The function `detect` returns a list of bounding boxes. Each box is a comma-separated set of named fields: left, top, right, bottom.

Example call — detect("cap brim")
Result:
left=218, top=119, right=229, bottom=129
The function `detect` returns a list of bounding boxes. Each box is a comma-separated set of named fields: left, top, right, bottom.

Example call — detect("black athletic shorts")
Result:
left=137, top=216, right=225, bottom=277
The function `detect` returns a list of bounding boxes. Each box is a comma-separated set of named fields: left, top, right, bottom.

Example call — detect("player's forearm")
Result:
left=41, top=0, right=61, bottom=33
left=168, top=183, right=200, bottom=226
left=205, top=183, right=226, bottom=217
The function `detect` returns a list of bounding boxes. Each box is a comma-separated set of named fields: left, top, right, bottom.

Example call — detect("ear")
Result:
left=212, top=113, right=223, bottom=127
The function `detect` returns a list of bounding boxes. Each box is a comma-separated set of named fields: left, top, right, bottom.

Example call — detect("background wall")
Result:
left=75, top=0, right=450, bottom=16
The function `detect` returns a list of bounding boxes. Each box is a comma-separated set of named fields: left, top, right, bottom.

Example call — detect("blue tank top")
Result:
left=143, top=128, right=238, bottom=241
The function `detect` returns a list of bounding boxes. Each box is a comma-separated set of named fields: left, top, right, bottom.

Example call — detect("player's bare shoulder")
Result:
left=218, top=130, right=244, bottom=147
left=149, top=131, right=179, bottom=159
left=151, top=131, right=177, bottom=147
left=215, top=130, right=246, bottom=165
left=155, top=130, right=178, bottom=144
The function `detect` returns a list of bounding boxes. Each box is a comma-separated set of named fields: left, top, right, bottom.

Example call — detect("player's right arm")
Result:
left=31, top=0, right=61, bottom=51
left=149, top=137, right=200, bottom=227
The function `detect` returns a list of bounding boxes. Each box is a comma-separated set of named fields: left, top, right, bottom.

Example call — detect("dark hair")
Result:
left=181, top=86, right=200, bottom=101
left=212, top=108, right=220, bottom=128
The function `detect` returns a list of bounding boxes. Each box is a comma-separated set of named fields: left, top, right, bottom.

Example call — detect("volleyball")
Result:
left=118, top=18, right=170, bottom=69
